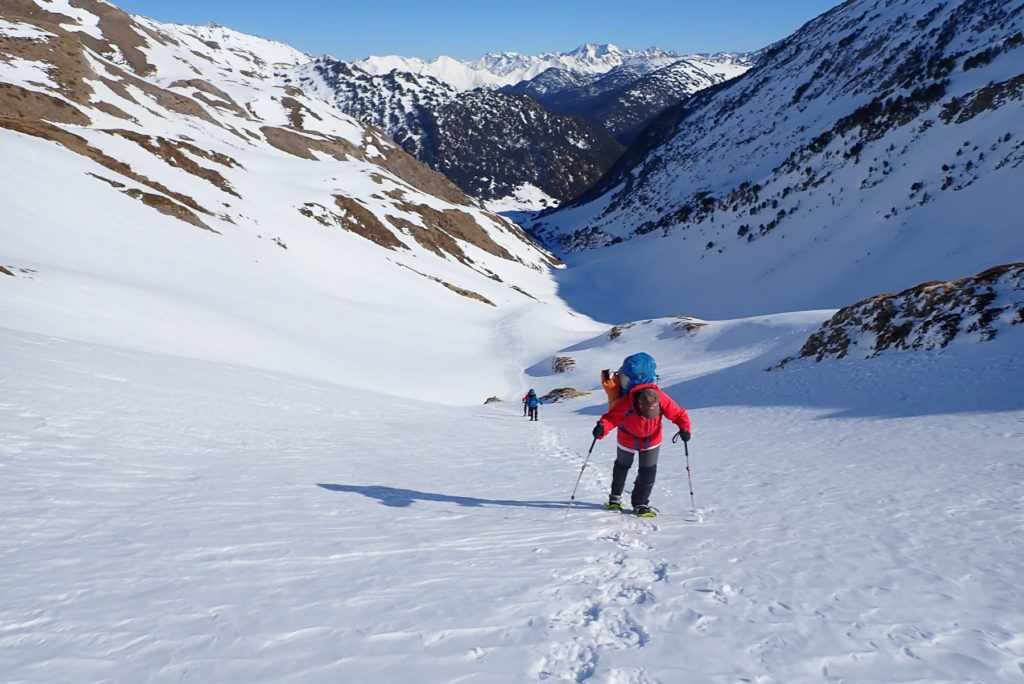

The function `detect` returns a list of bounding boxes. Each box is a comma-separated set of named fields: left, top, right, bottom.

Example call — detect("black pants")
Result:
left=611, top=445, right=659, bottom=507
left=528, top=406, right=538, bottom=420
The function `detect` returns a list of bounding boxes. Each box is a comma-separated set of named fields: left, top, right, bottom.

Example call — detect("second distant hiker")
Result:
left=525, top=389, right=540, bottom=421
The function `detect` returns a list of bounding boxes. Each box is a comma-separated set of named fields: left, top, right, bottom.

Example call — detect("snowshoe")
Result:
left=633, top=505, right=658, bottom=518
left=604, top=495, right=624, bottom=511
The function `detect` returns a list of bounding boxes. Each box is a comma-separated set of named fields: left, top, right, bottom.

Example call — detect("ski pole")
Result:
left=674, top=431, right=696, bottom=514
left=564, top=437, right=597, bottom=522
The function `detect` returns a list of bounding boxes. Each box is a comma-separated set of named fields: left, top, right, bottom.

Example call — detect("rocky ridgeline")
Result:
left=781, top=263, right=1024, bottom=364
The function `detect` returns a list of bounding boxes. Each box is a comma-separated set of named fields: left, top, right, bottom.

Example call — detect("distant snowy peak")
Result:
left=354, top=43, right=687, bottom=90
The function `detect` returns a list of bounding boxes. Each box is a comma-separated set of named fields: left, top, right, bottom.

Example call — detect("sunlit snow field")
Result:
left=3, top=315, right=1021, bottom=683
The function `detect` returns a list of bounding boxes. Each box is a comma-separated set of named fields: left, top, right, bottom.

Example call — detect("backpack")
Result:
left=620, top=352, right=657, bottom=391
left=527, top=391, right=539, bottom=407
left=631, top=386, right=661, bottom=419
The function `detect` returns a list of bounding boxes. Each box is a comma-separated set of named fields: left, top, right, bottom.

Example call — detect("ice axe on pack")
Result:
left=672, top=429, right=696, bottom=515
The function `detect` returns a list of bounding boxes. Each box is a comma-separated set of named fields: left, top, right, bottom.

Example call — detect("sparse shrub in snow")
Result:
left=552, top=356, right=576, bottom=373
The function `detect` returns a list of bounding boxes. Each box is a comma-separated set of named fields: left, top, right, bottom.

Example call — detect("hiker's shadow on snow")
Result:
left=316, top=484, right=604, bottom=511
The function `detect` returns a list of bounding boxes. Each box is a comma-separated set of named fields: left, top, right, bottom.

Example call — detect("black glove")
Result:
left=674, top=429, right=691, bottom=443
left=592, top=422, right=605, bottom=439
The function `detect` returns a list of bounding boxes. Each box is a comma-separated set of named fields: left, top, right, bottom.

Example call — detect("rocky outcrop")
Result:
left=780, top=264, right=1024, bottom=364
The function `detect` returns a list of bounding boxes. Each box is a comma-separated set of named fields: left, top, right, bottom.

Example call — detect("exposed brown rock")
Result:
left=123, top=188, right=214, bottom=231
left=398, top=264, right=495, bottom=306
left=671, top=316, right=708, bottom=335
left=0, top=83, right=91, bottom=125
left=608, top=322, right=636, bottom=340
left=280, top=95, right=323, bottom=130
left=261, top=125, right=359, bottom=161
left=170, top=79, right=250, bottom=118
left=71, top=0, right=156, bottom=76
left=510, top=285, right=537, bottom=300
left=393, top=202, right=514, bottom=262
left=105, top=129, right=241, bottom=196
left=332, top=195, right=408, bottom=250
left=373, top=140, right=471, bottom=206
left=0, top=14, right=99, bottom=106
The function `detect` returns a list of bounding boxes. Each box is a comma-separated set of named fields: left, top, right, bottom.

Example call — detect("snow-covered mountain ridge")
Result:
left=501, top=55, right=753, bottom=144
left=531, top=0, right=1024, bottom=321
left=355, top=43, right=689, bottom=91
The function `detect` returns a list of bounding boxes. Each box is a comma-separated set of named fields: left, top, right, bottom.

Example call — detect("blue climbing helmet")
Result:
left=619, top=352, right=657, bottom=391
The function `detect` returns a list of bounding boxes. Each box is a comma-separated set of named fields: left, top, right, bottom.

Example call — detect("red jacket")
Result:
left=596, top=383, right=691, bottom=452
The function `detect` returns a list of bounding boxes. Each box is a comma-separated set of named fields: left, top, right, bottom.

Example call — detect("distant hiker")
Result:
left=522, top=391, right=530, bottom=416
left=593, top=352, right=691, bottom=517
left=525, top=389, right=540, bottom=421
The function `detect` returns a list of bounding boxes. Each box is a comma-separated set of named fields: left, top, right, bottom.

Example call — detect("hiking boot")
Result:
left=604, top=495, right=624, bottom=511
left=633, top=504, right=656, bottom=517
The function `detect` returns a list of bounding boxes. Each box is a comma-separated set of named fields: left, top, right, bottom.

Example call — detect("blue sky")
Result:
left=113, top=0, right=842, bottom=61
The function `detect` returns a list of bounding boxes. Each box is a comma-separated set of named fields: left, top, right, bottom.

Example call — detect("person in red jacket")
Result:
left=592, top=352, right=691, bottom=517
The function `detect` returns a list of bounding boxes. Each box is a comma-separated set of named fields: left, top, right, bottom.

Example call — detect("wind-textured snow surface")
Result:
left=2, top=313, right=1022, bottom=683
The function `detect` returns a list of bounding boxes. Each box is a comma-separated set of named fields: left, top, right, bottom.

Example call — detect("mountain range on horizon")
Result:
left=350, top=42, right=751, bottom=91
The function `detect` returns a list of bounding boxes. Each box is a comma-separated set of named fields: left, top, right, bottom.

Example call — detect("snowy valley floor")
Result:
left=1, top=326, right=1023, bottom=683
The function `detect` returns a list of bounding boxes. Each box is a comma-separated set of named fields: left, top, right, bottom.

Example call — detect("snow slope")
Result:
left=2, top=309, right=1022, bottom=682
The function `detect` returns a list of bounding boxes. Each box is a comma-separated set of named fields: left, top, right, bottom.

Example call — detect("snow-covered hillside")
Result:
left=531, top=0, right=1024, bottom=321
left=0, top=0, right=582, bottom=404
